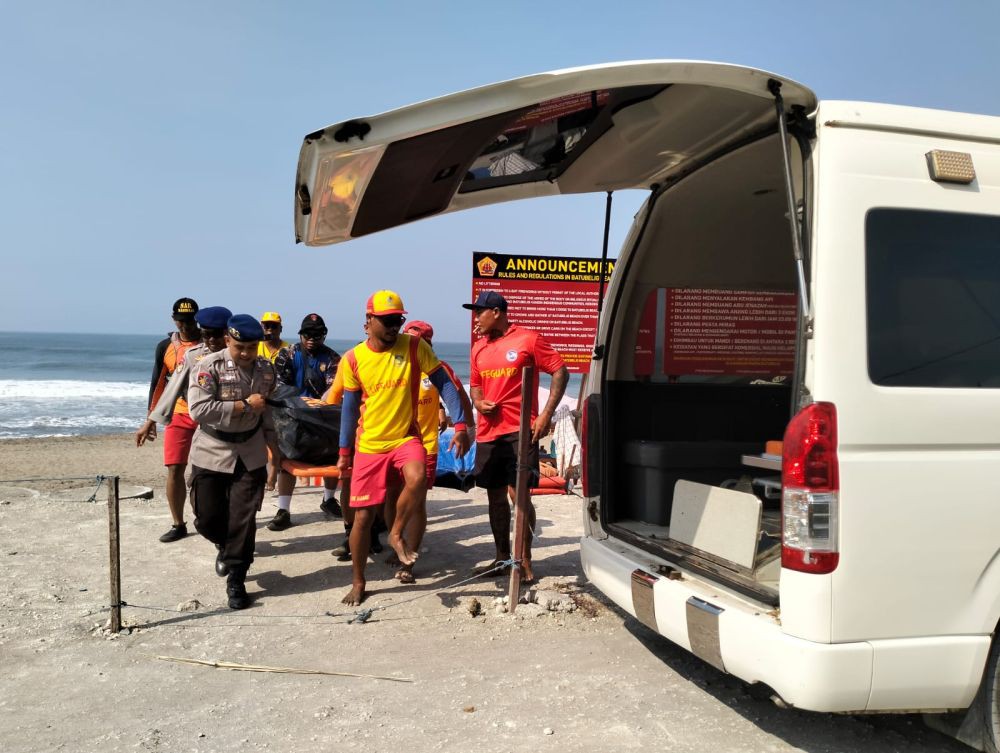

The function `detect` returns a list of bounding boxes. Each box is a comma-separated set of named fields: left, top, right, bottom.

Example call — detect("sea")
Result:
left=0, top=331, right=480, bottom=440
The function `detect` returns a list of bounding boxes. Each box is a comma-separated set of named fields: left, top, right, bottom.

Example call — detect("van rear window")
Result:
left=867, top=209, right=1000, bottom=388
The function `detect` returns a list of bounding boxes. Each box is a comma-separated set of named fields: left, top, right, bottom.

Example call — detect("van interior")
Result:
left=600, top=132, right=804, bottom=603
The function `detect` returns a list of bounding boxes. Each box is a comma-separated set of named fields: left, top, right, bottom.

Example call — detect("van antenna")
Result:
left=767, top=79, right=811, bottom=321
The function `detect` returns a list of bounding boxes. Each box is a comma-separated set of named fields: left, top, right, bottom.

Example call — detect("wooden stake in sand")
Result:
left=154, top=655, right=413, bottom=682
left=107, top=475, right=122, bottom=633
left=508, top=365, right=535, bottom=614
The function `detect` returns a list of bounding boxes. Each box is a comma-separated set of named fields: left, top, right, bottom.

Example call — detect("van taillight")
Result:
left=581, top=393, right=601, bottom=499
left=781, top=402, right=839, bottom=574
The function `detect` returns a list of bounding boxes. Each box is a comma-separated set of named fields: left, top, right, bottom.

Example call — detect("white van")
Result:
left=293, top=61, right=1000, bottom=750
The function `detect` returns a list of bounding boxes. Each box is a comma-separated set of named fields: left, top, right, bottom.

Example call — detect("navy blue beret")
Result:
left=227, top=314, right=264, bottom=342
left=194, top=306, right=233, bottom=330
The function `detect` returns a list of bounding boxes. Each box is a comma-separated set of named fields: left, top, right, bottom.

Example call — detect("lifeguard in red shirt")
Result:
left=464, top=291, right=569, bottom=582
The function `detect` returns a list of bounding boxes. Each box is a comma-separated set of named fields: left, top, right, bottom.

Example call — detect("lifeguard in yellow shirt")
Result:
left=390, top=320, right=474, bottom=582
left=336, top=291, right=470, bottom=606
left=258, top=312, right=291, bottom=489
left=257, top=312, right=291, bottom=362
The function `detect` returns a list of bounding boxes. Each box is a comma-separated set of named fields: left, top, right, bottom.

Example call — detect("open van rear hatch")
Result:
left=293, top=60, right=816, bottom=245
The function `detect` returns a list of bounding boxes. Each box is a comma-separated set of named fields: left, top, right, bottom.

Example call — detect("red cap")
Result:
left=403, top=320, right=434, bottom=344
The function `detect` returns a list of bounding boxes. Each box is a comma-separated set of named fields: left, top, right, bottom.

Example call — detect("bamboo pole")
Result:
left=107, top=476, right=122, bottom=633
left=508, top=365, right=535, bottom=613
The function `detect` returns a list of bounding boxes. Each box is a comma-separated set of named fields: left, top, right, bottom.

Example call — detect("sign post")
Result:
left=507, top=365, right=535, bottom=614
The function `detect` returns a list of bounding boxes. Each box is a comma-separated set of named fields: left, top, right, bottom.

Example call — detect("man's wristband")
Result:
left=338, top=447, right=352, bottom=457
left=454, top=423, right=468, bottom=432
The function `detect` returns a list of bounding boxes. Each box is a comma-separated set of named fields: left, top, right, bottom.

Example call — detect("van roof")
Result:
left=818, top=100, right=1000, bottom=144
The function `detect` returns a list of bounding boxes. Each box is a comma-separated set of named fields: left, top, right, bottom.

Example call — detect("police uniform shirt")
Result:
left=187, top=349, right=277, bottom=473
left=147, top=343, right=211, bottom=425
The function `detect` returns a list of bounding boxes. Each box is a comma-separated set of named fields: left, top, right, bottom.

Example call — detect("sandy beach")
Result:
left=0, top=434, right=967, bottom=753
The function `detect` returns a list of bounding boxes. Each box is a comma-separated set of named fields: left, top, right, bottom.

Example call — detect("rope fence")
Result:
left=1, top=473, right=526, bottom=632
left=0, top=474, right=109, bottom=503
left=3, top=391, right=561, bottom=632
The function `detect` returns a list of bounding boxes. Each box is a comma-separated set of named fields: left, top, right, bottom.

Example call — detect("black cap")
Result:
left=227, top=314, right=264, bottom=342
left=172, top=297, right=198, bottom=320
left=462, top=290, right=508, bottom=311
left=299, top=313, right=328, bottom=336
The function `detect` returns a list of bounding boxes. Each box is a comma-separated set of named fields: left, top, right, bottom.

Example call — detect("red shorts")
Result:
left=163, top=411, right=197, bottom=466
left=425, top=453, right=438, bottom=490
left=349, top=438, right=426, bottom=508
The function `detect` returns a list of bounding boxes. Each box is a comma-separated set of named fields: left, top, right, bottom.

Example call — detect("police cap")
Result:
left=194, top=306, right=233, bottom=330
left=227, top=314, right=264, bottom=342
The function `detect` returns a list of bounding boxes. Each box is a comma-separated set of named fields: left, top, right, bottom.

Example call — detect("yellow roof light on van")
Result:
left=926, top=149, right=976, bottom=184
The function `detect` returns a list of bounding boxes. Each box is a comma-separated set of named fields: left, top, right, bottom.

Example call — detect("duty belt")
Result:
left=200, top=419, right=262, bottom=444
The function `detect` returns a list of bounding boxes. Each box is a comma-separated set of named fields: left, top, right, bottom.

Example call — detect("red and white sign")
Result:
left=663, top=288, right=797, bottom=376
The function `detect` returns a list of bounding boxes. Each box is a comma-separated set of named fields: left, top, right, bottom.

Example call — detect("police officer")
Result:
left=187, top=314, right=277, bottom=610
left=137, top=306, right=232, bottom=430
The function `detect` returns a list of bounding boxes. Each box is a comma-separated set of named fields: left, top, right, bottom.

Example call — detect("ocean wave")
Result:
left=0, top=414, right=140, bottom=429
left=0, top=379, right=147, bottom=399
left=0, top=431, right=74, bottom=439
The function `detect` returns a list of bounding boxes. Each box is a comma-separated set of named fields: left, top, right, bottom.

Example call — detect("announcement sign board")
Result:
left=663, top=288, right=797, bottom=376
left=471, top=252, right=615, bottom=373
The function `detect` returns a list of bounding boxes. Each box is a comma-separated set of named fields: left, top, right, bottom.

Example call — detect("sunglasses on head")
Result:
left=375, top=314, right=405, bottom=328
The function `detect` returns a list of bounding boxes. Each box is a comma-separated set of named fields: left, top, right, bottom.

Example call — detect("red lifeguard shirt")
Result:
left=470, top=324, right=565, bottom=443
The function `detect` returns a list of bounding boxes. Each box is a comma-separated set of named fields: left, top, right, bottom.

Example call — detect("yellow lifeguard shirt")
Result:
left=342, top=334, right=440, bottom=454
left=323, top=358, right=347, bottom=406
left=415, top=361, right=462, bottom=454
left=258, top=339, right=290, bottom=363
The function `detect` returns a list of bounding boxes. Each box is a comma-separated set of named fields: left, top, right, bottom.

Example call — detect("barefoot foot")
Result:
left=520, top=559, right=535, bottom=584
left=341, top=583, right=366, bottom=606
left=388, top=533, right=417, bottom=566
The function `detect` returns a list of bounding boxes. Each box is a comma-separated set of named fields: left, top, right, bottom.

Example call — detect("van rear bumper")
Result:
left=581, top=535, right=989, bottom=713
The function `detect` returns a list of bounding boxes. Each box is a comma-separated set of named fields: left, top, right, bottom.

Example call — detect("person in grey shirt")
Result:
left=187, top=314, right=277, bottom=610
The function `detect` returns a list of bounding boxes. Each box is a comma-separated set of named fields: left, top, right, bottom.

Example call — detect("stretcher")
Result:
left=271, top=451, right=566, bottom=493
left=268, top=449, right=345, bottom=487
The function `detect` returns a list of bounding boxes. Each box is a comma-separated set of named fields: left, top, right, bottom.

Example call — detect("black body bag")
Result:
left=268, top=384, right=342, bottom=465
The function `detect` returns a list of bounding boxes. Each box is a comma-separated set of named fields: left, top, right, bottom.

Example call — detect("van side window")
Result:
left=866, top=209, right=1000, bottom=388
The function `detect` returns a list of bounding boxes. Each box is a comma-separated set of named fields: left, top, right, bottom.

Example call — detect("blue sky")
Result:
left=4, top=1, right=999, bottom=341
